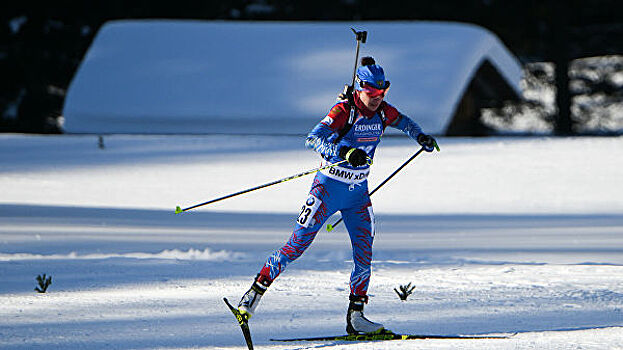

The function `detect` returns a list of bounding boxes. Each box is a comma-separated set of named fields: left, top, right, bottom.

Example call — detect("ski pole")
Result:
left=175, top=159, right=348, bottom=214
left=326, top=146, right=429, bottom=232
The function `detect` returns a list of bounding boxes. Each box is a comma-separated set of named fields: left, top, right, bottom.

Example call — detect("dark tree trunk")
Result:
left=551, top=1, right=573, bottom=135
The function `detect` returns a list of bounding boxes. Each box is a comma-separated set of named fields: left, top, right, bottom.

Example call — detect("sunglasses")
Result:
left=361, top=83, right=387, bottom=98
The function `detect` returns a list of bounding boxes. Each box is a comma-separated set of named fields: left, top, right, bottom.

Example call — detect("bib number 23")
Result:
left=297, top=194, right=322, bottom=228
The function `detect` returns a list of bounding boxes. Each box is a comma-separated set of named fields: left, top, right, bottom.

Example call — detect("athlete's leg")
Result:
left=259, top=174, right=339, bottom=282
left=341, top=196, right=374, bottom=297
left=341, top=193, right=382, bottom=334
left=239, top=175, right=341, bottom=316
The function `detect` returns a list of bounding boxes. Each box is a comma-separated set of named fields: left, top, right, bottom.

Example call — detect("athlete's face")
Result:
left=358, top=89, right=384, bottom=111
left=358, top=82, right=387, bottom=111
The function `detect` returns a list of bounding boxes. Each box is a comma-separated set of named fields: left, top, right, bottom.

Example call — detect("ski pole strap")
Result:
left=344, top=148, right=357, bottom=160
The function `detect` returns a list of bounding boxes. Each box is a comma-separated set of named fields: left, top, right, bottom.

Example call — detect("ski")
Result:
left=271, top=329, right=512, bottom=342
left=223, top=297, right=254, bottom=350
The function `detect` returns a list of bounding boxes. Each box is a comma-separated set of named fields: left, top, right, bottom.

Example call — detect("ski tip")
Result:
left=434, top=140, right=441, bottom=152
left=175, top=206, right=182, bottom=214
left=223, top=297, right=238, bottom=312
left=223, top=297, right=238, bottom=314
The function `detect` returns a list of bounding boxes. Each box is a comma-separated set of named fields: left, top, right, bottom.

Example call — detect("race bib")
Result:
left=297, top=194, right=322, bottom=228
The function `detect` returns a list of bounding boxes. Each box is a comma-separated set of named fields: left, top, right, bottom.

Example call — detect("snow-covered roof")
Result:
left=63, top=20, right=522, bottom=135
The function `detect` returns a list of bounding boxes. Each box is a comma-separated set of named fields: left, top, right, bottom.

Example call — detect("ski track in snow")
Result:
left=1, top=135, right=623, bottom=349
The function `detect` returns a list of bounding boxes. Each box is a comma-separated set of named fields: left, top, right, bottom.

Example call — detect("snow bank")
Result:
left=63, top=20, right=521, bottom=135
left=0, top=248, right=246, bottom=262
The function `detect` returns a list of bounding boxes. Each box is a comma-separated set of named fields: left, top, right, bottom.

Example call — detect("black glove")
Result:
left=417, top=133, right=437, bottom=152
left=339, top=146, right=368, bottom=167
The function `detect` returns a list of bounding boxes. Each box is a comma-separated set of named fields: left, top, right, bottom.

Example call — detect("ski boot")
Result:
left=238, top=274, right=271, bottom=318
left=346, top=294, right=384, bottom=334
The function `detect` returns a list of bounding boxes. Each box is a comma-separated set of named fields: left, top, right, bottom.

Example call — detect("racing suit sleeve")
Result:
left=392, top=115, right=424, bottom=141
left=383, top=103, right=424, bottom=142
left=304, top=103, right=349, bottom=158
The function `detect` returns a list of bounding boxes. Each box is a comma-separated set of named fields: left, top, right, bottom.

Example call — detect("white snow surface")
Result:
left=62, top=20, right=522, bottom=135
left=1, top=134, right=622, bottom=349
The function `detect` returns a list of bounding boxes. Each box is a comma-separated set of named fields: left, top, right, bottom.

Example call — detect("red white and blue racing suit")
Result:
left=258, top=94, right=424, bottom=297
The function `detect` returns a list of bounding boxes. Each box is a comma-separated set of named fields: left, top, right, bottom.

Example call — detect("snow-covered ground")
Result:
left=1, top=134, right=622, bottom=349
